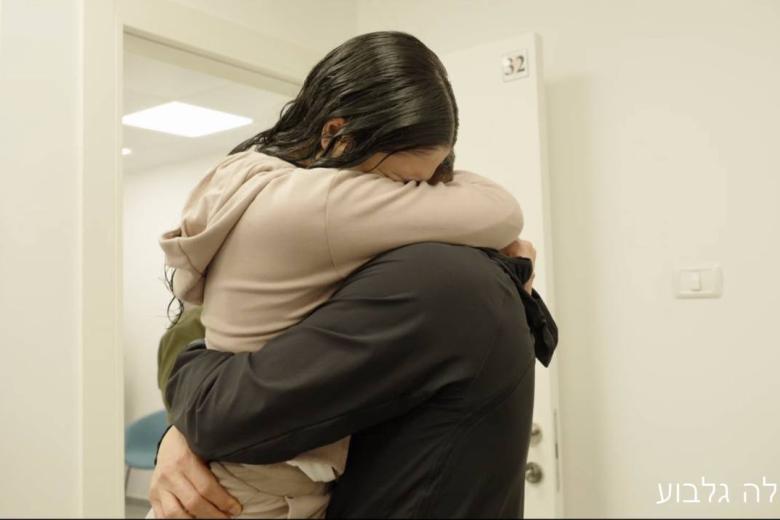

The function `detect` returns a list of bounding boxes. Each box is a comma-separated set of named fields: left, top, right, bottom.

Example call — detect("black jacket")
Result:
left=164, top=243, right=558, bottom=518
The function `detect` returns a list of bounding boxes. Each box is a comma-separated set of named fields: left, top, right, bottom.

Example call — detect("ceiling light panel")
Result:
left=122, top=101, right=252, bottom=137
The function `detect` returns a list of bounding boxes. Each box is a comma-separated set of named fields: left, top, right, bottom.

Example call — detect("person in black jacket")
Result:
left=151, top=242, right=557, bottom=518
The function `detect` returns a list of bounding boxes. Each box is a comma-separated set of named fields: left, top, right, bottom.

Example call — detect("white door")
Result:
left=439, top=33, right=562, bottom=518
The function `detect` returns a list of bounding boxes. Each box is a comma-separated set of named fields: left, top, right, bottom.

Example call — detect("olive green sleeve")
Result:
left=157, top=306, right=205, bottom=410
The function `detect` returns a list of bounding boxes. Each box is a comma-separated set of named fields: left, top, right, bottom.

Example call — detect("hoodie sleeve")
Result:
left=325, top=170, right=524, bottom=277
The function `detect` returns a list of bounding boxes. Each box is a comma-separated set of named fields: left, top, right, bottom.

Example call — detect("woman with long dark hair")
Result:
left=157, top=31, right=524, bottom=518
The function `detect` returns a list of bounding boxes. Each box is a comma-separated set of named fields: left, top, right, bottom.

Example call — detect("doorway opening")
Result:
left=121, top=33, right=299, bottom=516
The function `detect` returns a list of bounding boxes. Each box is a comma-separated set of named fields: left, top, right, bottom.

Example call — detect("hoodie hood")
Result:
left=159, top=149, right=296, bottom=304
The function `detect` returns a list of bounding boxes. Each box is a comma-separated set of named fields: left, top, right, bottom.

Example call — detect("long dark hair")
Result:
left=166, top=31, right=458, bottom=327
left=230, top=30, right=458, bottom=172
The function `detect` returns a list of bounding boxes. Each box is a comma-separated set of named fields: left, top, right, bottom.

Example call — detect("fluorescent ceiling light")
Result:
left=122, top=101, right=252, bottom=137
left=121, top=147, right=132, bottom=156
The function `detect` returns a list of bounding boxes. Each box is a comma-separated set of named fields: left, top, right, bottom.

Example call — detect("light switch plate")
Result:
left=675, top=264, right=723, bottom=298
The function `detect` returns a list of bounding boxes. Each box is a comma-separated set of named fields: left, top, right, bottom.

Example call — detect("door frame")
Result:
left=81, top=0, right=312, bottom=514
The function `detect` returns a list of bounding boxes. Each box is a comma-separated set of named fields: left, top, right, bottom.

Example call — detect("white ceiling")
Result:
left=122, top=48, right=292, bottom=174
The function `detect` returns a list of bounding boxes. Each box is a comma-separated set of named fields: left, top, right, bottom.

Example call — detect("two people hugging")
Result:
left=150, top=30, right=557, bottom=519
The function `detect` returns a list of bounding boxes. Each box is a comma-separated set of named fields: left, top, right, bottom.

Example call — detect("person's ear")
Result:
left=320, top=117, right=347, bottom=151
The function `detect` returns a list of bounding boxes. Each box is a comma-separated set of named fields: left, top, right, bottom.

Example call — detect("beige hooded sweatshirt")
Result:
left=159, top=148, right=524, bottom=484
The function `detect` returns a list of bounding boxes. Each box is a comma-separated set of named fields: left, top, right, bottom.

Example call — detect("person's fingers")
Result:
left=506, top=239, right=533, bottom=257
left=524, top=272, right=536, bottom=294
left=188, top=464, right=242, bottom=517
left=520, top=240, right=537, bottom=264
left=149, top=470, right=167, bottom=515
left=160, top=490, right=193, bottom=519
left=170, top=472, right=230, bottom=519
left=150, top=499, right=163, bottom=519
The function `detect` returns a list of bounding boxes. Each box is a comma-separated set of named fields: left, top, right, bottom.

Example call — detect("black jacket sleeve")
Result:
left=164, top=243, right=516, bottom=464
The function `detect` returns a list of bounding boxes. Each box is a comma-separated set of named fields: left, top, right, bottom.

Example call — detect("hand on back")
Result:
left=501, top=239, right=536, bottom=294
left=149, top=426, right=242, bottom=519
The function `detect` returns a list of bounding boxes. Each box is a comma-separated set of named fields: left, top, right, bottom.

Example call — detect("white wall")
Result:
left=356, top=0, right=780, bottom=517
left=167, top=0, right=358, bottom=55
left=0, top=0, right=82, bottom=515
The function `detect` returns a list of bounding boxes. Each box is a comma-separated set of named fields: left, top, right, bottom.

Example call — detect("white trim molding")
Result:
left=80, top=0, right=124, bottom=515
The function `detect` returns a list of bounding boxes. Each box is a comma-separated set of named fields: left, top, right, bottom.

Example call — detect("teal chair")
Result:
left=125, top=410, right=169, bottom=490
